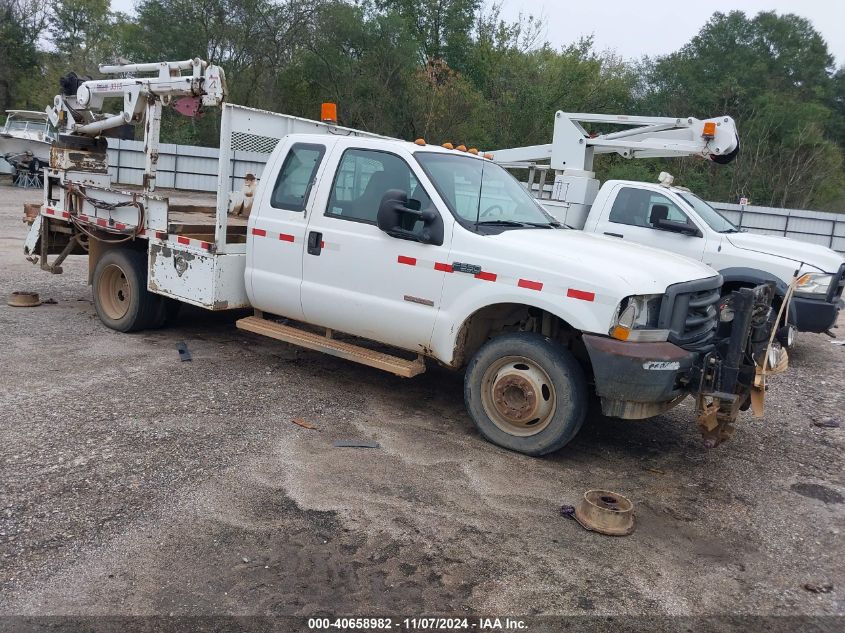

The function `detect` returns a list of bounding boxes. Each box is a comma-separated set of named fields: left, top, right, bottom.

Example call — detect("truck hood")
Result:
left=725, top=232, right=844, bottom=273
left=492, top=229, right=718, bottom=292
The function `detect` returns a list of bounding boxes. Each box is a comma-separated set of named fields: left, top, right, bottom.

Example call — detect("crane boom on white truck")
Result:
left=22, top=59, right=788, bottom=455
left=495, top=112, right=844, bottom=342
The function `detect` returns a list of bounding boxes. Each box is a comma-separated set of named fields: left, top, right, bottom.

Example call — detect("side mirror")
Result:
left=649, top=204, right=701, bottom=237
left=376, top=189, right=444, bottom=246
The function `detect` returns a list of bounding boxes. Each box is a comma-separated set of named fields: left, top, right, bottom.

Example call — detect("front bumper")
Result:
left=789, top=296, right=843, bottom=333
left=582, top=335, right=696, bottom=419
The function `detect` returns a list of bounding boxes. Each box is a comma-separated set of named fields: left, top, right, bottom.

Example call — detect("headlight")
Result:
left=795, top=272, right=833, bottom=296
left=609, top=294, right=669, bottom=342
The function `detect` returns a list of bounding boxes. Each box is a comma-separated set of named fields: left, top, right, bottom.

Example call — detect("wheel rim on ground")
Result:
left=480, top=355, right=557, bottom=437
left=98, top=264, right=131, bottom=320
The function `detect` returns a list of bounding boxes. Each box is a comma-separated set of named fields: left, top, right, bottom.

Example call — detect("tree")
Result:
left=641, top=10, right=843, bottom=209
left=377, top=0, right=480, bottom=68
left=0, top=0, right=47, bottom=111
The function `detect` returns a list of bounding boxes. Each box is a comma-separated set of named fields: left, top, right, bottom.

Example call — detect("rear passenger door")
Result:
left=247, top=140, right=327, bottom=320
left=300, top=146, right=453, bottom=351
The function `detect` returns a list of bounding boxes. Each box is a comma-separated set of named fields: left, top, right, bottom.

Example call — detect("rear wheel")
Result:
left=93, top=248, right=161, bottom=332
left=464, top=332, right=588, bottom=456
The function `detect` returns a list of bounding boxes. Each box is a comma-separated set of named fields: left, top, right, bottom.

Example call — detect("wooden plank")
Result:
left=236, top=316, right=426, bottom=378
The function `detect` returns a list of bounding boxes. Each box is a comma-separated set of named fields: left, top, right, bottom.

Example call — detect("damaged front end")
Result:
left=583, top=276, right=787, bottom=447
left=693, top=282, right=787, bottom=447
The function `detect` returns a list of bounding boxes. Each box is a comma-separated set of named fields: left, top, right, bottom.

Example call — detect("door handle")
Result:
left=603, top=232, right=624, bottom=238
left=307, top=231, right=322, bottom=255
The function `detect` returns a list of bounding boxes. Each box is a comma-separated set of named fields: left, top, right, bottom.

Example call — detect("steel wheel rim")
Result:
left=99, top=264, right=131, bottom=320
left=480, top=355, right=557, bottom=437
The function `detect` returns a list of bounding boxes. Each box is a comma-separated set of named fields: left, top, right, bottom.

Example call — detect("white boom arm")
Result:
left=493, top=112, right=739, bottom=170
left=46, top=58, right=226, bottom=191
left=492, top=111, right=739, bottom=219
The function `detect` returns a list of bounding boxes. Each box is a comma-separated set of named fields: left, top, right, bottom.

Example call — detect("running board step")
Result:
left=236, top=316, right=426, bottom=378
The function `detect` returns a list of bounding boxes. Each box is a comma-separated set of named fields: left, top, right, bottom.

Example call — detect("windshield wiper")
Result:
left=720, top=228, right=742, bottom=233
left=476, top=220, right=552, bottom=228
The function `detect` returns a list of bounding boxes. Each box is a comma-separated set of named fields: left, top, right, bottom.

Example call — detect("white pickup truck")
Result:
left=23, top=61, right=785, bottom=455
left=495, top=113, right=845, bottom=345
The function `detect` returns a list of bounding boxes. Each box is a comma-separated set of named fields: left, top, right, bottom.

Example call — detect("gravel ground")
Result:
left=0, top=183, right=842, bottom=628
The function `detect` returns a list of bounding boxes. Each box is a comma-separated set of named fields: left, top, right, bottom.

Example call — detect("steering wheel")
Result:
left=480, top=204, right=505, bottom=218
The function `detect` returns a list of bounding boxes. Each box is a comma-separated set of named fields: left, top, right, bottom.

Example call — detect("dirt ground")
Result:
left=0, top=183, right=843, bottom=629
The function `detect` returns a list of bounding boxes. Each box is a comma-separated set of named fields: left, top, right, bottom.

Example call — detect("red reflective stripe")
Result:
left=79, top=214, right=89, bottom=222
left=320, top=240, right=325, bottom=249
left=397, top=255, right=417, bottom=266
left=177, top=236, right=190, bottom=245
left=567, top=288, right=595, bottom=302
left=46, top=208, right=55, bottom=215
left=96, top=218, right=107, bottom=227
left=475, top=271, right=497, bottom=282
left=279, top=233, right=295, bottom=242
left=115, top=222, right=126, bottom=230
left=62, top=212, right=70, bottom=219
left=155, top=231, right=166, bottom=240
left=434, top=262, right=453, bottom=273
left=199, top=241, right=212, bottom=250
left=518, top=279, right=543, bottom=291
left=251, top=228, right=267, bottom=237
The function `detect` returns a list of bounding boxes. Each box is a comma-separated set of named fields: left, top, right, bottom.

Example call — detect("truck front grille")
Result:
left=658, top=275, right=722, bottom=353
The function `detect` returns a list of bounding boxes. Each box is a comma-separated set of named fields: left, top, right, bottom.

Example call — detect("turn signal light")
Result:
left=610, top=325, right=631, bottom=341
left=442, top=142, right=454, bottom=149
left=456, top=144, right=467, bottom=152
left=468, top=148, right=478, bottom=155
left=414, top=138, right=426, bottom=145
left=702, top=121, right=716, bottom=139
left=321, top=102, right=338, bottom=124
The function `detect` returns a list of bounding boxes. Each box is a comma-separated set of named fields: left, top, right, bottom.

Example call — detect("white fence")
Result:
left=106, top=139, right=845, bottom=254
left=107, top=138, right=270, bottom=193
left=709, top=202, right=845, bottom=254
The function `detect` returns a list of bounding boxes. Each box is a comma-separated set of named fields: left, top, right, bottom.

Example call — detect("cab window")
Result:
left=326, top=149, right=433, bottom=229
left=608, top=187, right=691, bottom=228
left=270, top=143, right=326, bottom=210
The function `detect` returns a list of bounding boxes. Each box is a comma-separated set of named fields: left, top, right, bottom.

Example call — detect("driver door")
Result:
left=598, top=185, right=708, bottom=261
left=300, top=146, right=453, bottom=351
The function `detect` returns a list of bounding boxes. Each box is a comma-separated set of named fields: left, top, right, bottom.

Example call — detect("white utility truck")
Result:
left=23, top=59, right=786, bottom=455
left=494, top=113, right=845, bottom=346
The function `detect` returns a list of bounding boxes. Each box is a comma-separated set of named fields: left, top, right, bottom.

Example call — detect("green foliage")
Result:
left=1, top=1, right=843, bottom=211
left=642, top=10, right=843, bottom=209
left=0, top=0, right=47, bottom=111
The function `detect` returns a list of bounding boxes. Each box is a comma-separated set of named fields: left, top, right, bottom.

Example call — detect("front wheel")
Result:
left=464, top=332, right=588, bottom=456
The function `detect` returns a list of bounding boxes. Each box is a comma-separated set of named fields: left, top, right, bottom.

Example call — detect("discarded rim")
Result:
left=574, top=489, right=635, bottom=536
left=97, top=263, right=131, bottom=320
left=7, top=291, right=41, bottom=307
left=480, top=355, right=557, bottom=437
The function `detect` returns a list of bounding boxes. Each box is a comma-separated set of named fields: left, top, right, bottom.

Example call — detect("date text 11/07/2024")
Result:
left=307, top=617, right=528, bottom=630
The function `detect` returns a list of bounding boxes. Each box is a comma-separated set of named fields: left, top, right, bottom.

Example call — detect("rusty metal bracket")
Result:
left=39, top=218, right=79, bottom=275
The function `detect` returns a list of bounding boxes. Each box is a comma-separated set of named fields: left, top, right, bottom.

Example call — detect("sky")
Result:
left=109, top=0, right=844, bottom=66
left=497, top=0, right=844, bottom=66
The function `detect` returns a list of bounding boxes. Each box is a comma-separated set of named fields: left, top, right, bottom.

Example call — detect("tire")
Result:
left=150, top=296, right=182, bottom=329
left=92, top=248, right=162, bottom=332
left=464, top=332, right=588, bottom=456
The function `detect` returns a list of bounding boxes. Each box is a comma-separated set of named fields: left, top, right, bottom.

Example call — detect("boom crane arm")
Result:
left=46, top=58, right=226, bottom=191
left=492, top=112, right=740, bottom=171
left=492, top=111, right=739, bottom=218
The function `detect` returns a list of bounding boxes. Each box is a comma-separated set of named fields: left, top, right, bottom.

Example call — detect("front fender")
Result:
left=720, top=266, right=789, bottom=295
left=430, top=287, right=617, bottom=367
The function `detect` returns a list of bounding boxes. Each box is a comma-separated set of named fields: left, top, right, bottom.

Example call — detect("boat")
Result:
left=0, top=110, right=56, bottom=175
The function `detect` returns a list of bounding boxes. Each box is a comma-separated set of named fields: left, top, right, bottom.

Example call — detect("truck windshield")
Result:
left=415, top=152, right=559, bottom=231
left=678, top=192, right=740, bottom=233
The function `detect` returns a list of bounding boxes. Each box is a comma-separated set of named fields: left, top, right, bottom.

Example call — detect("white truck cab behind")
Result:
left=581, top=180, right=845, bottom=336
